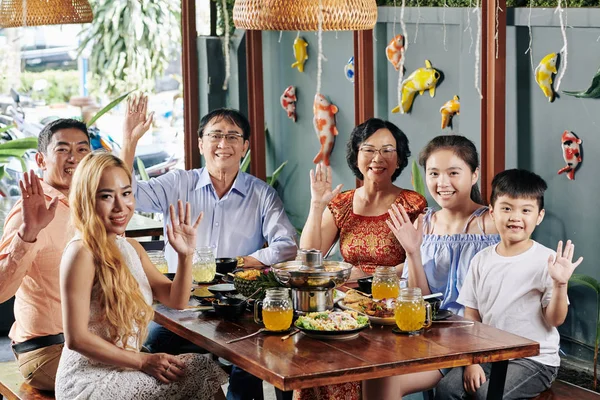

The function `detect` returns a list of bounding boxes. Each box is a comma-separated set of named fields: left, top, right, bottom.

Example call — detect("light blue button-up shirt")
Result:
left=133, top=168, right=298, bottom=271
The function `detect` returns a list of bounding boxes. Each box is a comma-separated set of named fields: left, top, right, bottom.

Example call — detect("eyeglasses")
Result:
left=359, top=146, right=397, bottom=159
left=204, top=133, right=244, bottom=144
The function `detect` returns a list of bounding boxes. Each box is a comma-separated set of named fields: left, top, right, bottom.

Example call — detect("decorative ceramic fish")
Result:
left=557, top=130, right=582, bottom=181
left=291, top=37, right=308, bottom=73
left=386, top=34, right=405, bottom=71
left=440, top=95, right=460, bottom=130
left=280, top=86, right=297, bottom=122
left=563, top=65, right=600, bottom=98
left=345, top=56, right=355, bottom=83
left=312, top=94, right=339, bottom=166
left=534, top=53, right=558, bottom=102
left=392, top=60, right=440, bottom=114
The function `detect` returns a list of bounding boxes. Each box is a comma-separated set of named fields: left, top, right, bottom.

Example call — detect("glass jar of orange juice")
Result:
left=372, top=266, right=400, bottom=300
left=395, top=287, right=432, bottom=335
left=254, top=288, right=293, bottom=332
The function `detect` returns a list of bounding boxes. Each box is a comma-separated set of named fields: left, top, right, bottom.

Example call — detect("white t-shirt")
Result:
left=457, top=241, right=561, bottom=366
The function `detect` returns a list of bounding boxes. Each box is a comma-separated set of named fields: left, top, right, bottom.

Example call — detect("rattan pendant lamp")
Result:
left=233, top=0, right=377, bottom=31
left=0, top=0, right=93, bottom=28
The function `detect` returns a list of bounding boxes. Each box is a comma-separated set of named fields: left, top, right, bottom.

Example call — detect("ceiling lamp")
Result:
left=233, top=0, right=377, bottom=31
left=0, top=0, right=93, bottom=28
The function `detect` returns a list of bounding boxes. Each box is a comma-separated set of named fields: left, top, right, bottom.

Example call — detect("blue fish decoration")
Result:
left=345, top=56, right=355, bottom=84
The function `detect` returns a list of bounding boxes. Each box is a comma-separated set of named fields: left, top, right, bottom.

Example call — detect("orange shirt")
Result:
left=0, top=182, right=73, bottom=343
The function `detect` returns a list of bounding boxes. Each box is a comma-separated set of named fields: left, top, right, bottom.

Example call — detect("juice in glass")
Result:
left=192, top=262, right=217, bottom=283
left=372, top=281, right=400, bottom=300
left=394, top=301, right=426, bottom=333
left=262, top=308, right=293, bottom=331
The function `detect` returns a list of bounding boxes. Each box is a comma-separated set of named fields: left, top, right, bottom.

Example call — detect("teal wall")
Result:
left=202, top=6, right=600, bottom=363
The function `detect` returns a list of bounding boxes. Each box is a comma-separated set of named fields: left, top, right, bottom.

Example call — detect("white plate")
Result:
left=337, top=301, right=395, bottom=325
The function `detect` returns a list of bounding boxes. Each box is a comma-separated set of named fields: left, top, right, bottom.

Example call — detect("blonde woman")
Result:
left=54, top=152, right=227, bottom=399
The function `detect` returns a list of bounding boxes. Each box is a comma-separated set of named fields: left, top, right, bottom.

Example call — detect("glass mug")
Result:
left=147, top=250, right=168, bottom=274
left=254, top=288, right=293, bottom=332
left=192, top=246, right=217, bottom=283
left=372, top=266, right=400, bottom=300
left=394, top=288, right=432, bottom=335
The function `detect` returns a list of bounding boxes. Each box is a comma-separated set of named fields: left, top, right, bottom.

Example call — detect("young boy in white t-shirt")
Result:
left=435, top=169, right=583, bottom=400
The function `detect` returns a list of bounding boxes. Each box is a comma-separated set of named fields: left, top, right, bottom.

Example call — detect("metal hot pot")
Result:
left=271, top=249, right=353, bottom=313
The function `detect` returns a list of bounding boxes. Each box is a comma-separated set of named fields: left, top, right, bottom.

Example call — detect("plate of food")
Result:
left=338, top=290, right=396, bottom=325
left=295, top=310, right=370, bottom=340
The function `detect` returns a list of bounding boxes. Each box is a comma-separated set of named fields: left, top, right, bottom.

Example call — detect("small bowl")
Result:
left=163, top=273, right=176, bottom=281
left=212, top=297, right=246, bottom=320
left=216, top=257, right=238, bottom=274
left=357, top=277, right=373, bottom=294
left=425, top=297, right=442, bottom=317
left=207, top=283, right=238, bottom=297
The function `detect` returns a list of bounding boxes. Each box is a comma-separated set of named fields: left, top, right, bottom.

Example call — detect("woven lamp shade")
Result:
left=0, top=0, right=93, bottom=28
left=233, top=0, right=377, bottom=31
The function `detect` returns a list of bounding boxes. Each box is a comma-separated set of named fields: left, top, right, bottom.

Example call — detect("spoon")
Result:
left=226, top=328, right=266, bottom=344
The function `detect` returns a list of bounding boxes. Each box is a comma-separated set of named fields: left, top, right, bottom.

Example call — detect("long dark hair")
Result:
left=418, top=135, right=483, bottom=204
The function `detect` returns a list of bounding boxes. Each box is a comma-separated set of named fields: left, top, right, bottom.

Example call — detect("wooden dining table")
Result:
left=154, top=303, right=539, bottom=400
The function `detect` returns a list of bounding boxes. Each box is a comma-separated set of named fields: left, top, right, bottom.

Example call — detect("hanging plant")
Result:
left=79, top=0, right=181, bottom=96
left=212, top=0, right=235, bottom=37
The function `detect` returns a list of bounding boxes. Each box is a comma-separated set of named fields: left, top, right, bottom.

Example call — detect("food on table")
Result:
left=362, top=299, right=395, bottom=319
left=233, top=269, right=281, bottom=298
left=295, top=310, right=368, bottom=331
left=343, top=289, right=371, bottom=305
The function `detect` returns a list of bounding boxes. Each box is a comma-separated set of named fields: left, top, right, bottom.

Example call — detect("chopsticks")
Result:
left=281, top=329, right=300, bottom=341
left=432, top=320, right=474, bottom=325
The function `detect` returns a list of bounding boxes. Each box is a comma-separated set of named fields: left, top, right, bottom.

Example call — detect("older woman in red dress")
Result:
left=297, top=118, right=427, bottom=400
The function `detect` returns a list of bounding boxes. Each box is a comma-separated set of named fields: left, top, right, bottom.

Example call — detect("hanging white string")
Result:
left=555, top=0, right=568, bottom=91
left=278, top=31, right=283, bottom=43
left=442, top=0, right=448, bottom=51
left=495, top=1, right=502, bottom=59
left=474, top=0, right=483, bottom=99
left=397, top=0, right=408, bottom=110
left=524, top=0, right=535, bottom=72
left=464, top=0, right=474, bottom=54
left=221, top=0, right=231, bottom=91
left=296, top=31, right=300, bottom=39
left=335, top=31, right=338, bottom=39
left=414, top=0, right=421, bottom=44
left=22, top=0, right=27, bottom=27
left=393, top=0, right=397, bottom=37
left=316, top=0, right=324, bottom=95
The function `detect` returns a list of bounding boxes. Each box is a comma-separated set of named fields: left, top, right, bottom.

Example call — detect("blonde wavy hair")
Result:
left=69, top=151, right=153, bottom=350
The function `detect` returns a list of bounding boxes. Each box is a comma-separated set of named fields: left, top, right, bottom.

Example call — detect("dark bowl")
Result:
left=216, top=257, right=238, bottom=274
left=425, top=297, right=442, bottom=317
left=212, top=297, right=246, bottom=320
left=357, top=277, right=373, bottom=294
left=163, top=273, right=176, bottom=281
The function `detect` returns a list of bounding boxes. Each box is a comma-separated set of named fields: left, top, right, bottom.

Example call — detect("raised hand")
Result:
left=139, top=352, right=186, bottom=383
left=122, top=93, right=154, bottom=144
left=166, top=200, right=203, bottom=256
left=309, top=163, right=343, bottom=207
left=548, top=240, right=583, bottom=286
left=386, top=203, right=423, bottom=255
left=18, top=170, right=58, bottom=242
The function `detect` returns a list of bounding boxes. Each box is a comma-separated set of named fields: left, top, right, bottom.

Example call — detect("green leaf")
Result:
left=87, top=90, right=134, bottom=127
left=0, top=137, right=38, bottom=150
left=240, top=150, right=251, bottom=173
left=268, top=161, right=288, bottom=187
left=0, top=149, right=30, bottom=158
left=136, top=157, right=150, bottom=181
left=569, top=274, right=600, bottom=294
left=0, top=124, right=16, bottom=134
left=0, top=165, right=5, bottom=182
left=411, top=160, right=426, bottom=197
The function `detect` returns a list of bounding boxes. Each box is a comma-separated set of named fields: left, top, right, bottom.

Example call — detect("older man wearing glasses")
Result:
left=121, top=100, right=297, bottom=400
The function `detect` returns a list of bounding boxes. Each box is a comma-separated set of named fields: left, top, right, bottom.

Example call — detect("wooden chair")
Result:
left=533, top=379, right=600, bottom=399
left=0, top=361, right=54, bottom=400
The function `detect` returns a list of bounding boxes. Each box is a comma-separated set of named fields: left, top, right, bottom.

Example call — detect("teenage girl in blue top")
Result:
left=362, top=135, right=500, bottom=399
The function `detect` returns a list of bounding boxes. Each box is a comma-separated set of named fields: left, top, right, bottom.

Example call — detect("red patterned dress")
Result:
left=294, top=189, right=427, bottom=400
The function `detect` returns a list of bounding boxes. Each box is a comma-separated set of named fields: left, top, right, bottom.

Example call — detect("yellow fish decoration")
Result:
left=535, top=53, right=558, bottom=102
left=392, top=60, right=441, bottom=114
left=440, top=95, right=460, bottom=130
left=291, top=37, right=309, bottom=72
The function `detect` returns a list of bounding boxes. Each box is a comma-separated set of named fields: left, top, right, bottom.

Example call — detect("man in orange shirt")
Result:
left=0, top=119, right=90, bottom=390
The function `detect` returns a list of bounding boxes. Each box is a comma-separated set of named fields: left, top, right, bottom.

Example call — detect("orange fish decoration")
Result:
left=386, top=34, right=405, bottom=71
left=312, top=94, right=339, bottom=166
left=557, top=130, right=582, bottom=181
left=440, top=95, right=460, bottom=130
